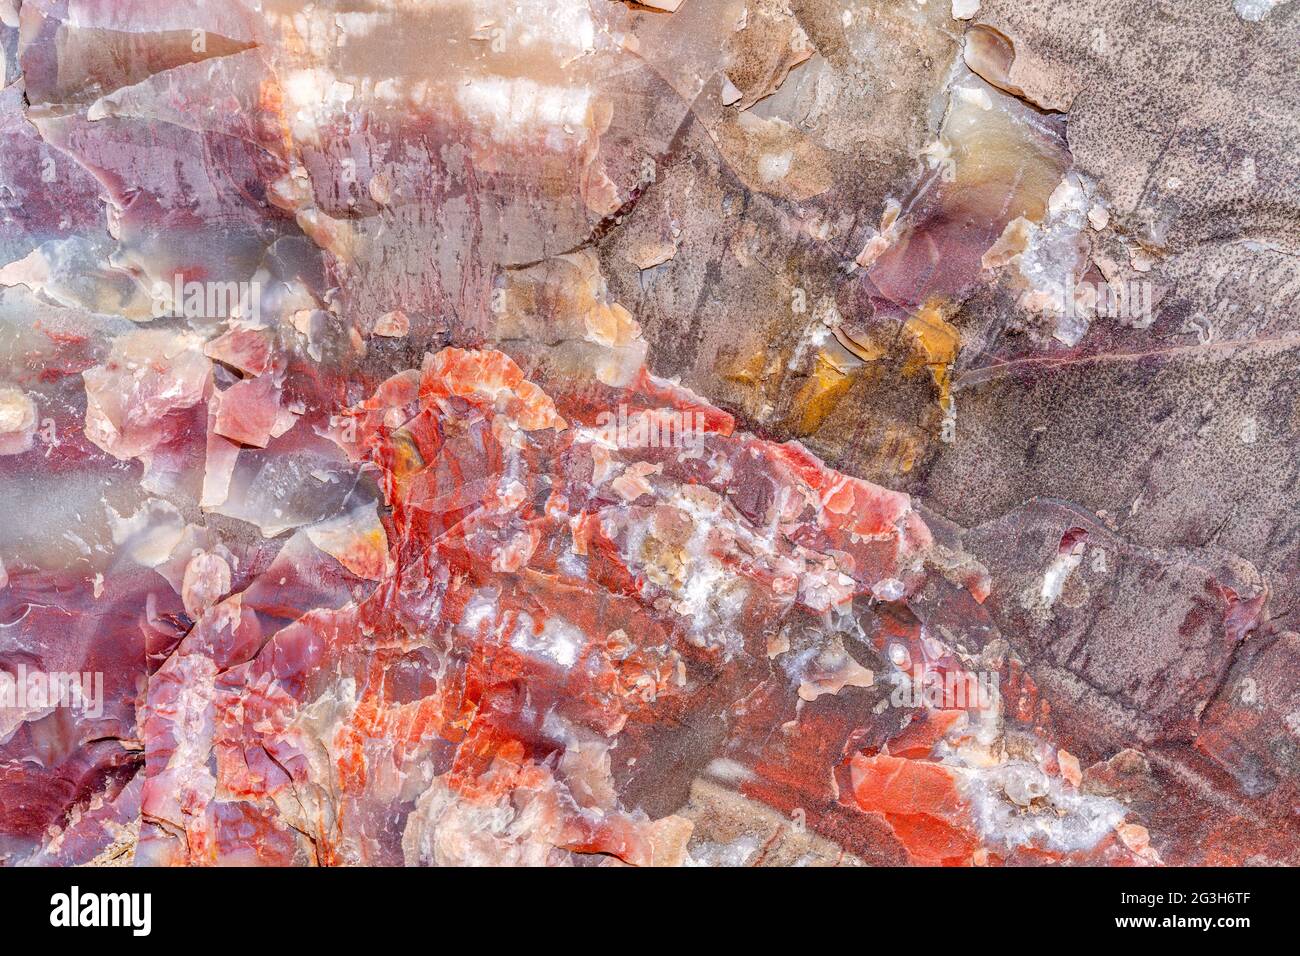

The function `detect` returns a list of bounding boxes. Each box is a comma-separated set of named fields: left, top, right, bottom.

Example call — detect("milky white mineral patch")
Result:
left=181, top=550, right=233, bottom=617
left=961, top=759, right=1130, bottom=855
left=0, top=388, right=37, bottom=455
left=872, top=577, right=907, bottom=601
left=952, top=0, right=981, bottom=20
left=1233, top=0, right=1288, bottom=21
left=796, top=637, right=874, bottom=701
left=956, top=85, right=993, bottom=110
left=754, top=147, right=792, bottom=182
left=1039, top=540, right=1085, bottom=609
left=510, top=612, right=584, bottom=668
left=1013, top=175, right=1094, bottom=345
left=108, top=498, right=186, bottom=568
